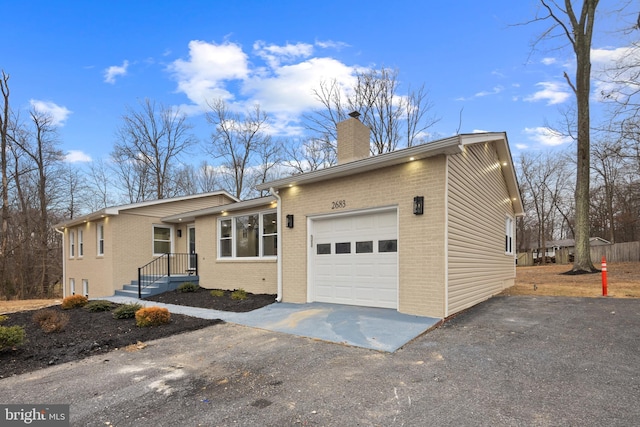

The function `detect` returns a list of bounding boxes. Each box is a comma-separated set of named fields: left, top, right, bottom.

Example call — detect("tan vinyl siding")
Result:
left=280, top=157, right=447, bottom=317
left=447, top=142, right=516, bottom=315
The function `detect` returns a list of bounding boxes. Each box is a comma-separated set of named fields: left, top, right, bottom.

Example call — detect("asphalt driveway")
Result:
left=1, top=296, right=638, bottom=426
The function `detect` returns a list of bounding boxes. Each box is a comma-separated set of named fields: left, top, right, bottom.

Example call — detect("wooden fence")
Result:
left=517, top=241, right=640, bottom=266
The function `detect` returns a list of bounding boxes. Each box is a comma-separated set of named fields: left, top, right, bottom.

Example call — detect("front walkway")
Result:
left=104, top=296, right=441, bottom=352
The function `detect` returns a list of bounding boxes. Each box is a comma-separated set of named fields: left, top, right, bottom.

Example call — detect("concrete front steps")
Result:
left=114, top=275, right=199, bottom=298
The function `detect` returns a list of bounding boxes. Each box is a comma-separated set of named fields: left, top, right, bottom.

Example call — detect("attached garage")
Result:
left=308, top=208, right=398, bottom=309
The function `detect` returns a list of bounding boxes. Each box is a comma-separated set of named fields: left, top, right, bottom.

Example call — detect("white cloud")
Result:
left=29, top=100, right=72, bottom=126
left=541, top=57, right=557, bottom=65
left=515, top=143, right=529, bottom=150
left=104, top=60, right=129, bottom=84
left=591, top=45, right=640, bottom=102
left=65, top=150, right=92, bottom=163
left=244, top=56, right=357, bottom=116
left=474, top=85, right=503, bottom=97
left=168, top=39, right=359, bottom=134
left=253, top=41, right=314, bottom=68
left=315, top=40, right=350, bottom=50
left=524, top=81, right=571, bottom=105
left=523, top=127, right=573, bottom=146
left=168, top=40, right=249, bottom=106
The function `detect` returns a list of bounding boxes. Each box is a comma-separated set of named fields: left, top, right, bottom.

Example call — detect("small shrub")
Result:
left=112, top=303, right=143, bottom=319
left=61, top=294, right=88, bottom=309
left=135, top=306, right=171, bottom=327
left=0, top=314, right=8, bottom=324
left=231, top=288, right=248, bottom=300
left=84, top=300, right=114, bottom=312
left=210, top=289, right=225, bottom=298
left=32, top=309, right=70, bottom=333
left=0, top=325, right=25, bottom=350
left=177, top=282, right=199, bottom=293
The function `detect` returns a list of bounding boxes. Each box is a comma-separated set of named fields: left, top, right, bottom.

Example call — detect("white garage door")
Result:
left=310, top=209, right=398, bottom=309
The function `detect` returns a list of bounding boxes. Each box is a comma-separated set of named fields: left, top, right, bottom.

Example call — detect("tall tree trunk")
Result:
left=0, top=72, right=10, bottom=287
left=570, top=0, right=598, bottom=272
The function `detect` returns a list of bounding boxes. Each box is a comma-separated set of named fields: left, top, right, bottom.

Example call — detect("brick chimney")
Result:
left=337, top=111, right=370, bottom=164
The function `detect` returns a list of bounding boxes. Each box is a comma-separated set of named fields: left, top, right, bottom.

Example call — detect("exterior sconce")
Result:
left=177, top=229, right=182, bottom=238
left=413, top=196, right=424, bottom=215
left=286, top=214, right=294, bottom=228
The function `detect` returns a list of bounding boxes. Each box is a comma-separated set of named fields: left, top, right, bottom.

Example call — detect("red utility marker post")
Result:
left=601, top=256, right=608, bottom=297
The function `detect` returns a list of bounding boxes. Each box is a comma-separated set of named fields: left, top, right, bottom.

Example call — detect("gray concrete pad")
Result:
left=104, top=296, right=440, bottom=352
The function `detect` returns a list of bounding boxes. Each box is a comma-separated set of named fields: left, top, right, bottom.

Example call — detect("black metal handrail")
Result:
left=137, top=253, right=198, bottom=298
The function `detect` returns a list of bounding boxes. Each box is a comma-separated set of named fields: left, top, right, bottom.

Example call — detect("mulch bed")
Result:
left=144, top=288, right=276, bottom=312
left=0, top=289, right=275, bottom=378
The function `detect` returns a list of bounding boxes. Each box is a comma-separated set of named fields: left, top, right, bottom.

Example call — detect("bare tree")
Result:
left=195, top=160, right=219, bottom=193
left=303, top=67, right=439, bottom=164
left=284, top=137, right=337, bottom=173
left=590, top=137, right=626, bottom=242
left=251, top=137, right=283, bottom=197
left=0, top=71, right=10, bottom=264
left=205, top=99, right=273, bottom=199
left=112, top=99, right=196, bottom=201
left=86, top=157, right=116, bottom=210
left=534, top=0, right=600, bottom=272
left=518, top=151, right=573, bottom=263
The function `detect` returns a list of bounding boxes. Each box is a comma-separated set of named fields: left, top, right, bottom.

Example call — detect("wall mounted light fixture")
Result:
left=413, top=196, right=424, bottom=215
left=286, top=214, right=294, bottom=228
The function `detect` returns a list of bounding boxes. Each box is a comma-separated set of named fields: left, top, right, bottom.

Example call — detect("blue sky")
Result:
left=1, top=0, right=635, bottom=165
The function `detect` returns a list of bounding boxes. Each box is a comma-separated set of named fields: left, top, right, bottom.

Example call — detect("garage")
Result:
left=309, top=209, right=398, bottom=309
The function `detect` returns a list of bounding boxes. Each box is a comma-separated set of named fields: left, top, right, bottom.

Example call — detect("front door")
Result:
left=188, top=226, right=196, bottom=269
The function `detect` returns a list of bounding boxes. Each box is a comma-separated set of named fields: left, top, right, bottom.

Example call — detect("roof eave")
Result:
left=257, top=135, right=465, bottom=191
left=162, top=196, right=277, bottom=223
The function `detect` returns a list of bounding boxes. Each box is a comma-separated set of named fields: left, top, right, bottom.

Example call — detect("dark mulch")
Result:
left=144, top=288, right=277, bottom=312
left=0, top=290, right=275, bottom=378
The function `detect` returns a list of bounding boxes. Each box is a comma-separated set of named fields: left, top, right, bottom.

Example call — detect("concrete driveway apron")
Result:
left=105, top=296, right=440, bottom=352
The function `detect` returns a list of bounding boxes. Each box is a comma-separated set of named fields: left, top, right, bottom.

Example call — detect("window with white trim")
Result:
left=153, top=225, right=172, bottom=255
left=69, top=231, right=75, bottom=258
left=97, top=223, right=105, bottom=256
left=218, top=211, right=277, bottom=259
left=78, top=229, right=84, bottom=257
left=69, top=278, right=75, bottom=295
left=505, top=216, right=514, bottom=255
left=82, top=279, right=89, bottom=297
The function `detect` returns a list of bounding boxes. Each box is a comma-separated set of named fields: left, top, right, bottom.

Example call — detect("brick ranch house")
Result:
left=55, top=116, right=524, bottom=319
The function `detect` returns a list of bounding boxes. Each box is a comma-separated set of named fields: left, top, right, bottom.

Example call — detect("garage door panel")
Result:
left=311, top=210, right=397, bottom=309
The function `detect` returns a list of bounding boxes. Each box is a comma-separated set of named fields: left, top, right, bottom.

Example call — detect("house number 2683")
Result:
left=331, top=200, right=346, bottom=209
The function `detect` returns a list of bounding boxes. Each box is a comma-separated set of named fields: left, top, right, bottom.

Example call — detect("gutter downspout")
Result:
left=54, top=227, right=66, bottom=298
left=269, top=187, right=283, bottom=302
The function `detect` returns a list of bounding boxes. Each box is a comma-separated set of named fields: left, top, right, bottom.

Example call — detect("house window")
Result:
left=97, top=223, right=105, bottom=256
left=78, top=229, right=84, bottom=257
left=218, top=211, right=277, bottom=259
left=153, top=225, right=172, bottom=255
left=69, top=231, right=75, bottom=258
left=82, top=279, right=89, bottom=297
left=505, top=216, right=514, bottom=255
left=262, top=212, right=277, bottom=256
left=220, top=219, right=232, bottom=257
left=69, top=278, right=75, bottom=295
left=236, top=214, right=259, bottom=257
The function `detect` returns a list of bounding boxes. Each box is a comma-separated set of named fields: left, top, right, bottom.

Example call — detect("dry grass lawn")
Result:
left=2, top=262, right=639, bottom=313
left=0, top=299, right=62, bottom=314
left=504, top=261, right=640, bottom=298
